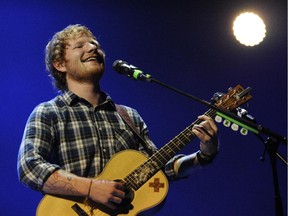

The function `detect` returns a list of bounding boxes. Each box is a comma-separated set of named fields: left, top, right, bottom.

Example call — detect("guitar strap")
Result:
left=115, top=104, right=154, bottom=156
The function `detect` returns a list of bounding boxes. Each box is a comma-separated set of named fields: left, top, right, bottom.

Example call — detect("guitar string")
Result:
left=124, top=108, right=218, bottom=190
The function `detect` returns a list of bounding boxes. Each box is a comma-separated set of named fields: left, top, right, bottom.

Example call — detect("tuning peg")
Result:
left=231, top=123, right=239, bottom=131
left=240, top=128, right=248, bottom=135
left=215, top=115, right=222, bottom=123
left=223, top=119, right=231, bottom=127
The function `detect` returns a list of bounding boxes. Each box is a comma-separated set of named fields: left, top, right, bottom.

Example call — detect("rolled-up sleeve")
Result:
left=164, top=154, right=187, bottom=180
left=17, top=104, right=60, bottom=191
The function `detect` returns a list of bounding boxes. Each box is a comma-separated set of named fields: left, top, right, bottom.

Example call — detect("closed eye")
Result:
left=73, top=45, right=83, bottom=49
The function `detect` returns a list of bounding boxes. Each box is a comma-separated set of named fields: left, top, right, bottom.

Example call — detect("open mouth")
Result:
left=81, top=56, right=97, bottom=62
left=81, top=55, right=104, bottom=64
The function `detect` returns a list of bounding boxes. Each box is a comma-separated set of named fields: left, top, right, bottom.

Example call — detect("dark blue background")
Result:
left=1, top=0, right=286, bottom=215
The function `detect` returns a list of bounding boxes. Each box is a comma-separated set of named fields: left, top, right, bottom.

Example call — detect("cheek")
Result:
left=69, top=55, right=83, bottom=67
left=65, top=60, right=83, bottom=73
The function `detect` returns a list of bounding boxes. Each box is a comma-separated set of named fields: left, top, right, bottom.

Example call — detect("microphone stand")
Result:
left=139, top=74, right=287, bottom=216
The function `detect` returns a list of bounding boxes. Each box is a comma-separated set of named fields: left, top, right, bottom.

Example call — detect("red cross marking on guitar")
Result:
left=149, top=178, right=165, bottom=192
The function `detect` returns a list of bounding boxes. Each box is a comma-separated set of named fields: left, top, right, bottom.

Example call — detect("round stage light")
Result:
left=233, top=12, right=266, bottom=46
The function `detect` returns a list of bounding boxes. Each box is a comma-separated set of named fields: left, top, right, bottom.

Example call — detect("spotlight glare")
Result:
left=233, top=12, right=266, bottom=46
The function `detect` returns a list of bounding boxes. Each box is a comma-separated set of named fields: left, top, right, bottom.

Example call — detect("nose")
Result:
left=85, top=42, right=97, bottom=53
left=84, top=42, right=105, bottom=63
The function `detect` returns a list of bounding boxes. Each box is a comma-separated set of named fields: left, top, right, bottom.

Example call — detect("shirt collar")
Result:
left=62, top=91, right=79, bottom=105
left=61, top=90, right=116, bottom=110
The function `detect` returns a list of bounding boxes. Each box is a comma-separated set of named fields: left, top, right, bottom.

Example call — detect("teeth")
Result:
left=83, top=57, right=97, bottom=62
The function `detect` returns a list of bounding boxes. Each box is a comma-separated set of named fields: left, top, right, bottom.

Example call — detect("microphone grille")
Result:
left=112, top=60, right=128, bottom=73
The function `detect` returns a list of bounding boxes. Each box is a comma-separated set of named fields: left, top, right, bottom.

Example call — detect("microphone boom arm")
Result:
left=145, top=74, right=287, bottom=145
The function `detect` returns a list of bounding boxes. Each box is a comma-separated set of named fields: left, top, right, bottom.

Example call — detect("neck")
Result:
left=67, top=79, right=103, bottom=107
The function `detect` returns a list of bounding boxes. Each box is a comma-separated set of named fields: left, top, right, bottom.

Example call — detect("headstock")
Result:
left=212, top=85, right=253, bottom=135
left=213, top=85, right=252, bottom=111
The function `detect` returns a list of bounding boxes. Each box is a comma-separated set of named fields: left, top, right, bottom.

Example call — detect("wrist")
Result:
left=199, top=139, right=219, bottom=156
left=84, top=179, right=93, bottom=204
left=87, top=179, right=93, bottom=198
left=196, top=150, right=218, bottom=166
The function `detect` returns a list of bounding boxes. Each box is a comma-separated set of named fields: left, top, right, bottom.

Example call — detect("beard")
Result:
left=67, top=62, right=105, bottom=85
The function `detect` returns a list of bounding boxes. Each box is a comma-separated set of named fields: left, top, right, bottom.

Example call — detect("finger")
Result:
left=193, top=127, right=211, bottom=144
left=105, top=195, right=123, bottom=209
left=198, top=115, right=218, bottom=134
left=106, top=201, right=117, bottom=210
left=112, top=189, right=126, bottom=199
left=109, top=196, right=123, bottom=204
left=113, top=180, right=125, bottom=190
left=194, top=125, right=213, bottom=138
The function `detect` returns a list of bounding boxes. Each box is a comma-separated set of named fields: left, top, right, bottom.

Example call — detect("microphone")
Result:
left=112, top=60, right=151, bottom=81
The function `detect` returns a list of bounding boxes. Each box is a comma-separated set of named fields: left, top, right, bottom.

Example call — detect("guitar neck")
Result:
left=124, top=108, right=216, bottom=190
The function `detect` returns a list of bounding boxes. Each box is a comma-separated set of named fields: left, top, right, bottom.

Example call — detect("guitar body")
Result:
left=36, top=150, right=169, bottom=216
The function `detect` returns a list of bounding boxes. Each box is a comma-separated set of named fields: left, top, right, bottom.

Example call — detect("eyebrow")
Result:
left=71, top=39, right=100, bottom=49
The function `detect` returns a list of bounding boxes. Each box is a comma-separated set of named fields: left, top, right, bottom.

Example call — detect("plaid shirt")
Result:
left=17, top=91, right=180, bottom=191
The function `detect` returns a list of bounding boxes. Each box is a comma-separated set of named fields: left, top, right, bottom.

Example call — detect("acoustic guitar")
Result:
left=36, top=85, right=252, bottom=216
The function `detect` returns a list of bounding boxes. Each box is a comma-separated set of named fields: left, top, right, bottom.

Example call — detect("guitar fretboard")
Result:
left=124, top=108, right=217, bottom=190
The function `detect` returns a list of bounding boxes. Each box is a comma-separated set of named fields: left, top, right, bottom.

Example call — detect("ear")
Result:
left=53, top=61, right=66, bottom=73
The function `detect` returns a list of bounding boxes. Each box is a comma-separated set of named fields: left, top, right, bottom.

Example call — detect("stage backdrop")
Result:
left=1, top=0, right=286, bottom=215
